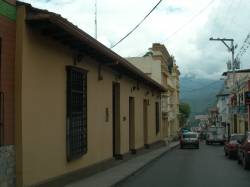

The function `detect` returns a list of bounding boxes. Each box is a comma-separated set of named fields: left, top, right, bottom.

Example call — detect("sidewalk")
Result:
left=65, top=141, right=179, bottom=187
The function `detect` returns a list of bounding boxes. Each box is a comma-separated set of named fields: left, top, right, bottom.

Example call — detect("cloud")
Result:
left=21, top=0, right=250, bottom=79
left=164, top=5, right=184, bottom=14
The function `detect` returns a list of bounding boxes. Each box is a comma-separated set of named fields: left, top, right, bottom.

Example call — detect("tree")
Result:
left=179, top=102, right=191, bottom=127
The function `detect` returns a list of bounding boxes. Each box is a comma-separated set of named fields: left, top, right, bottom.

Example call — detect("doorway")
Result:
left=233, top=114, right=237, bottom=133
left=245, top=121, right=248, bottom=132
left=112, top=82, right=120, bottom=158
left=129, top=97, right=135, bottom=153
left=143, top=99, right=148, bottom=147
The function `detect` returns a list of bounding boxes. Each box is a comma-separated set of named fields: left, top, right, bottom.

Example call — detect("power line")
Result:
left=165, top=0, right=215, bottom=42
left=236, top=33, right=250, bottom=60
left=110, top=0, right=163, bottom=49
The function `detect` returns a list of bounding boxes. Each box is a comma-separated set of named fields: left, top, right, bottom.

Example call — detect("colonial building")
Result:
left=127, top=43, right=180, bottom=141
left=216, top=86, right=230, bottom=136
left=14, top=2, right=166, bottom=186
left=232, top=78, right=249, bottom=133
left=221, top=69, right=250, bottom=134
left=0, top=0, right=16, bottom=186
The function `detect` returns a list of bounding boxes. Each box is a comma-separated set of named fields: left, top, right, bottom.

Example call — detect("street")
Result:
left=118, top=143, right=250, bottom=187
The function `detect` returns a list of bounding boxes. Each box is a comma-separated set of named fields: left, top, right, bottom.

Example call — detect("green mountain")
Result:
left=180, top=76, right=224, bottom=116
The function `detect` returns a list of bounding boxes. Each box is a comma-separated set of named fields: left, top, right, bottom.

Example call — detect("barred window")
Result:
left=66, top=66, right=87, bottom=161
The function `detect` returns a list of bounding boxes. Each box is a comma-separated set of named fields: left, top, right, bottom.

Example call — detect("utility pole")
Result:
left=209, top=37, right=237, bottom=92
left=209, top=37, right=238, bottom=136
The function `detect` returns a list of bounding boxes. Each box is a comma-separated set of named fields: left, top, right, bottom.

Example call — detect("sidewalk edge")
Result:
left=112, top=142, right=179, bottom=187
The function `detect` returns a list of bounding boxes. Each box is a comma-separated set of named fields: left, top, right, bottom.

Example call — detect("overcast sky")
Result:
left=22, top=0, right=250, bottom=79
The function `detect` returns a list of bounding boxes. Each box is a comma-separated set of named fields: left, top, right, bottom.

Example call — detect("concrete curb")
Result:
left=112, top=142, right=179, bottom=187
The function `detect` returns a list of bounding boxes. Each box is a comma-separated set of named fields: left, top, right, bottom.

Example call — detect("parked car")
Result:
left=180, top=132, right=199, bottom=149
left=178, top=127, right=191, bottom=139
left=224, top=134, right=245, bottom=158
left=206, top=126, right=226, bottom=145
left=237, top=132, right=250, bottom=169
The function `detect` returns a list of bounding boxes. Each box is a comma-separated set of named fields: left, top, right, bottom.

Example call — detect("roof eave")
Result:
left=19, top=1, right=166, bottom=92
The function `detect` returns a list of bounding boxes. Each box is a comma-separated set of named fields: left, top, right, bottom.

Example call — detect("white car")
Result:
left=180, top=132, right=199, bottom=149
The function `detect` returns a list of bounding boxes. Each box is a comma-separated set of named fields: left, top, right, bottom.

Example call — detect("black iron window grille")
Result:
left=66, top=66, right=87, bottom=161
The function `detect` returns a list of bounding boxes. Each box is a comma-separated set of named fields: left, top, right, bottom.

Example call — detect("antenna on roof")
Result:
left=95, top=0, right=97, bottom=39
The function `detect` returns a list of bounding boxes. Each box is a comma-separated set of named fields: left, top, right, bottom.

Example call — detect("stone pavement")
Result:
left=65, top=141, right=179, bottom=187
left=0, top=145, right=15, bottom=187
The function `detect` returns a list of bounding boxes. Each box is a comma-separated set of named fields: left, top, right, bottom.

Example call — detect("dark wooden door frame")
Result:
left=129, top=97, right=135, bottom=154
left=112, top=82, right=121, bottom=159
left=143, top=99, right=149, bottom=148
left=234, top=114, right=237, bottom=133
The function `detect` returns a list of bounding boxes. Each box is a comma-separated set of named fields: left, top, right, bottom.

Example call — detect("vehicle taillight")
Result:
left=228, top=144, right=236, bottom=149
left=246, top=142, right=250, bottom=151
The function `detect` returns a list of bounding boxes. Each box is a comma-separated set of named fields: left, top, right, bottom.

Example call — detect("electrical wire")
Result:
left=165, top=0, right=215, bottom=42
left=236, top=33, right=250, bottom=59
left=110, top=0, right=163, bottom=49
left=230, top=0, right=249, bottom=61
left=111, top=0, right=215, bottom=48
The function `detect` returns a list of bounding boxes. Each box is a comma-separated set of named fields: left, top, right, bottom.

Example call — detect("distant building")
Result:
left=222, top=69, right=250, bottom=88
left=194, top=115, right=209, bottom=127
left=208, top=107, right=219, bottom=126
left=216, top=87, right=230, bottom=136
left=194, top=115, right=209, bottom=120
left=221, top=69, right=250, bottom=134
left=127, top=43, right=180, bottom=140
left=126, top=56, right=162, bottom=84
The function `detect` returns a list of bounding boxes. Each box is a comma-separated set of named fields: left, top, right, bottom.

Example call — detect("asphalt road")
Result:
left=118, top=142, right=250, bottom=187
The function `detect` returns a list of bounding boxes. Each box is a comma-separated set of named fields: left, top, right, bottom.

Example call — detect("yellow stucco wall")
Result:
left=15, top=6, right=162, bottom=186
left=237, top=117, right=247, bottom=134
